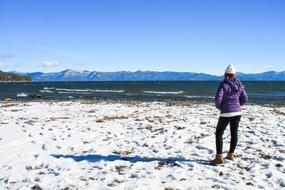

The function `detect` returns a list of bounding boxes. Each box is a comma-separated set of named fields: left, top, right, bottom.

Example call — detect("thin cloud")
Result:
left=0, top=54, right=15, bottom=60
left=235, top=64, right=275, bottom=73
left=37, top=46, right=90, bottom=59
left=41, top=60, right=60, bottom=68
left=261, top=64, right=274, bottom=70
left=0, top=62, right=8, bottom=70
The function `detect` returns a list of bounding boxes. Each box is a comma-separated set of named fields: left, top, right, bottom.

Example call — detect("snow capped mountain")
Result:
left=54, top=69, right=91, bottom=80
left=21, top=70, right=285, bottom=81
left=237, top=71, right=285, bottom=81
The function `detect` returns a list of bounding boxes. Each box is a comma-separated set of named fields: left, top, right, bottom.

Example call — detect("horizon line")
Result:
left=7, top=69, right=285, bottom=76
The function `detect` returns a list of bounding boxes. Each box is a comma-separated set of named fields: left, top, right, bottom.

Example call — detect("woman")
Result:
left=211, top=64, right=248, bottom=165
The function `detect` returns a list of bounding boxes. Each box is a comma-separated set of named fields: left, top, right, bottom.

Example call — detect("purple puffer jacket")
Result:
left=215, top=78, right=248, bottom=114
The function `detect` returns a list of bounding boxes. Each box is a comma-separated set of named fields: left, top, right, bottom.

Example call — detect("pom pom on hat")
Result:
left=225, top=64, right=236, bottom=75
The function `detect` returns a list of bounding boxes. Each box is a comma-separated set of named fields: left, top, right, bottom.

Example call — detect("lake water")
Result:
left=0, top=81, right=285, bottom=104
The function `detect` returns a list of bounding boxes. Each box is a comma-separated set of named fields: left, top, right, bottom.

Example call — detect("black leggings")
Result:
left=215, top=115, right=241, bottom=154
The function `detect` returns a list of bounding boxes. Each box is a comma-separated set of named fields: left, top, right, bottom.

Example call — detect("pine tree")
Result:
left=0, top=71, right=32, bottom=82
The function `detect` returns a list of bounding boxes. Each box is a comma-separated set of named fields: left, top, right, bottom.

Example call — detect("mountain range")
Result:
left=19, top=69, right=285, bottom=81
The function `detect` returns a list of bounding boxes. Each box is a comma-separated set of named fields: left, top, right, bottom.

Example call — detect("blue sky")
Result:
left=0, top=0, right=285, bottom=75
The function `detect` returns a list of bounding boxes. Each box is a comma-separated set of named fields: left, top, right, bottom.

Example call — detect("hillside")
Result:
left=0, top=71, right=32, bottom=82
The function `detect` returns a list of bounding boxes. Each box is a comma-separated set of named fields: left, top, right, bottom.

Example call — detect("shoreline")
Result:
left=0, top=80, right=32, bottom=82
left=1, top=98, right=285, bottom=108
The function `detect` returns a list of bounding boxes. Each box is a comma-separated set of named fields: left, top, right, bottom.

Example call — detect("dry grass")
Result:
left=96, top=115, right=129, bottom=123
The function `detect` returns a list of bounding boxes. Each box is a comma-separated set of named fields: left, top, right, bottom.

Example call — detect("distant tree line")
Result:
left=0, top=71, right=32, bottom=82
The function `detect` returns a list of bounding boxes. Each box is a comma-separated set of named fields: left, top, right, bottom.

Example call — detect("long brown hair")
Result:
left=224, top=73, right=236, bottom=80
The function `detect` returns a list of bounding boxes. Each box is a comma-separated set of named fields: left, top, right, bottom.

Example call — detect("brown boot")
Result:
left=210, top=154, right=224, bottom=165
left=226, top=153, right=236, bottom=160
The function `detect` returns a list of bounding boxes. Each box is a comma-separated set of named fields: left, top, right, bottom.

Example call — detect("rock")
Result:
left=246, top=182, right=254, bottom=186
left=34, top=177, right=40, bottom=182
left=280, top=180, right=285, bottom=187
left=25, top=166, right=33, bottom=170
left=174, top=126, right=186, bottom=130
left=31, top=184, right=42, bottom=190
left=114, top=165, right=127, bottom=173
left=28, top=94, right=42, bottom=99
left=41, top=144, right=46, bottom=150
left=129, top=174, right=138, bottom=178
left=211, top=184, right=220, bottom=188
left=155, top=161, right=168, bottom=170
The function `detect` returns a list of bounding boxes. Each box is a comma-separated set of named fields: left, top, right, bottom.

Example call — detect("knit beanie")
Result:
left=225, top=64, right=236, bottom=75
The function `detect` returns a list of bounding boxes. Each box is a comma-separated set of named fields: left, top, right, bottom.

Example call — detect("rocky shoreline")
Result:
left=2, top=98, right=285, bottom=108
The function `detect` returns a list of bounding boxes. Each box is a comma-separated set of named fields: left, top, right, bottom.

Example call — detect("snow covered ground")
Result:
left=0, top=100, right=284, bottom=190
